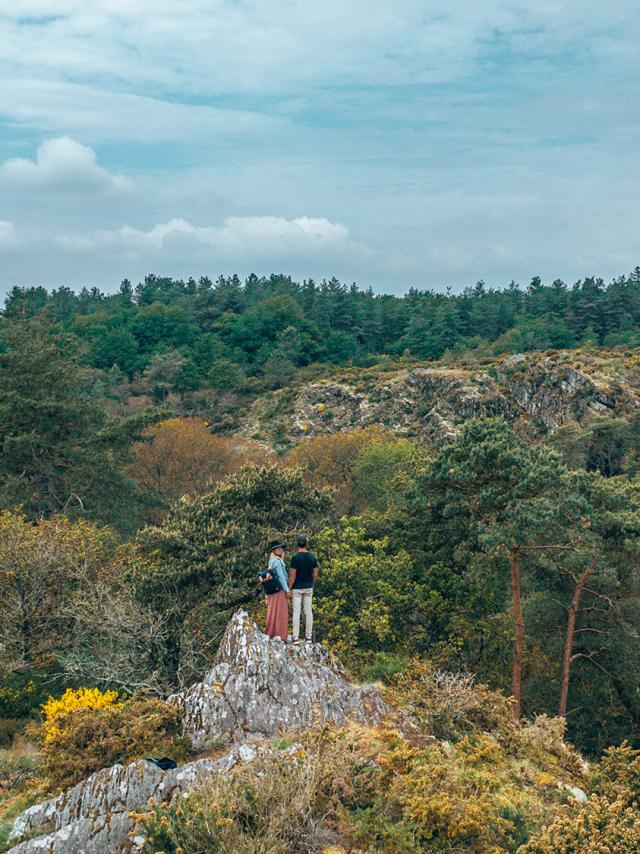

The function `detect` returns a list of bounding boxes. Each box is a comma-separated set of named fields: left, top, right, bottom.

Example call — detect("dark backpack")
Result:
left=259, top=568, right=282, bottom=596
left=145, top=757, right=177, bottom=771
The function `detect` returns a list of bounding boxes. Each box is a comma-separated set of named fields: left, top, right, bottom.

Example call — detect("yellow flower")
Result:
left=41, top=687, right=122, bottom=743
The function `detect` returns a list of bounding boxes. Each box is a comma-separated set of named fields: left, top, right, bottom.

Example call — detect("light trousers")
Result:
left=292, top=588, right=313, bottom=640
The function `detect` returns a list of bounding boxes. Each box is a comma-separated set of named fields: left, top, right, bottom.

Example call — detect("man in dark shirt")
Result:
left=288, top=534, right=319, bottom=644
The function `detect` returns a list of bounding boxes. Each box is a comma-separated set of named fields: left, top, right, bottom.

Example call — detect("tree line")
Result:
left=3, top=267, right=640, bottom=395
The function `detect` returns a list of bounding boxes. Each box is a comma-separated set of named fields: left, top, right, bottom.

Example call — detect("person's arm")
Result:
left=288, top=559, right=297, bottom=590
left=274, top=558, right=289, bottom=593
left=312, top=554, right=319, bottom=584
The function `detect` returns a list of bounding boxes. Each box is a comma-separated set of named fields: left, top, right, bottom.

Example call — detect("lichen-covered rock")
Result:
left=7, top=753, right=239, bottom=853
left=7, top=611, right=388, bottom=853
left=170, top=609, right=390, bottom=749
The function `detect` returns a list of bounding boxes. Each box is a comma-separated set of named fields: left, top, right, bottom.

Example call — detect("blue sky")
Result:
left=0, top=1, right=638, bottom=296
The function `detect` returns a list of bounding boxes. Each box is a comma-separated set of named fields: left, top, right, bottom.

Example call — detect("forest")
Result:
left=3, top=270, right=640, bottom=851
left=5, top=268, right=640, bottom=395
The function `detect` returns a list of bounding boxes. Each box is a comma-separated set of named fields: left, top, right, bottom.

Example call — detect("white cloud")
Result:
left=0, top=137, right=133, bottom=192
left=52, top=214, right=399, bottom=270
left=1, top=1, right=636, bottom=99
left=0, top=3, right=638, bottom=295
left=0, top=80, right=280, bottom=143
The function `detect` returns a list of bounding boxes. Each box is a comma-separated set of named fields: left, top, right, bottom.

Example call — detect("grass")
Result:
left=0, top=738, right=44, bottom=853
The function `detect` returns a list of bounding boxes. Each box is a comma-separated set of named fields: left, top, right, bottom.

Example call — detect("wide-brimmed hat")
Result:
left=268, top=539, right=285, bottom=552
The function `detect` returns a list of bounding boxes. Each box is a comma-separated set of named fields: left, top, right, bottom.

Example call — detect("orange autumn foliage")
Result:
left=128, top=418, right=272, bottom=507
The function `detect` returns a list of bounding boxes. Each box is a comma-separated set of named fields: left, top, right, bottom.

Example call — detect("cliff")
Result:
left=236, top=349, right=640, bottom=448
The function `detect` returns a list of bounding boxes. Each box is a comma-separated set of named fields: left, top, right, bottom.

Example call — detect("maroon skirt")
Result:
left=265, top=590, right=289, bottom=640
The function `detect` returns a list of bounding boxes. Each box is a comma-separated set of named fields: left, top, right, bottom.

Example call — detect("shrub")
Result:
left=362, top=652, right=408, bottom=684
left=518, top=796, right=640, bottom=853
left=314, top=521, right=426, bottom=667
left=42, top=687, right=121, bottom=745
left=0, top=675, right=45, bottom=720
left=137, top=722, right=584, bottom=854
left=0, top=739, right=40, bottom=789
left=389, top=660, right=515, bottom=742
left=589, top=741, right=640, bottom=804
left=40, top=693, right=188, bottom=790
left=0, top=720, right=24, bottom=750
left=138, top=724, right=392, bottom=853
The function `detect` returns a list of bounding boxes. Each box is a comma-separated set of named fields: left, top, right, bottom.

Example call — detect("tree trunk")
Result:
left=509, top=548, right=524, bottom=722
left=559, top=562, right=594, bottom=718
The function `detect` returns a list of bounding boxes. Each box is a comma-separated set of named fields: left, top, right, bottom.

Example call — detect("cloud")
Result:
left=0, top=137, right=133, bottom=192
left=0, top=3, right=638, bottom=295
left=52, top=214, right=401, bottom=270
left=0, top=80, right=280, bottom=143
left=2, top=1, right=636, bottom=99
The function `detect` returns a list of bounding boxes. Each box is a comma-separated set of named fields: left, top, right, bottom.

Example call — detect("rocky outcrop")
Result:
left=7, top=752, right=239, bottom=854
left=171, top=609, right=389, bottom=749
left=7, top=612, right=388, bottom=854
left=238, top=351, right=640, bottom=448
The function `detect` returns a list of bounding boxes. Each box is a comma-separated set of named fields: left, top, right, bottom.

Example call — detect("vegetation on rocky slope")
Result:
left=4, top=273, right=640, bottom=849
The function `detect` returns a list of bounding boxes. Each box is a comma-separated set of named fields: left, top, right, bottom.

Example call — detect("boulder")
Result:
left=170, top=609, right=390, bottom=749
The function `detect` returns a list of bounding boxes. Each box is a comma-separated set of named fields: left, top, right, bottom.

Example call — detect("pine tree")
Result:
left=0, top=317, right=154, bottom=529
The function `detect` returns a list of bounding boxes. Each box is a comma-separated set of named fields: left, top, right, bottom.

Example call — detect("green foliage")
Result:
left=130, top=465, right=333, bottom=682
left=7, top=267, right=640, bottom=392
left=207, top=358, right=245, bottom=389
left=0, top=675, right=46, bottom=721
left=362, top=652, right=409, bottom=683
left=352, top=434, right=428, bottom=512
left=0, top=316, right=157, bottom=530
left=315, top=519, right=427, bottom=665
left=40, top=695, right=188, bottom=790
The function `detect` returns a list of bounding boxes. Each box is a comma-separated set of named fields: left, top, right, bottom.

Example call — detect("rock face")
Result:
left=7, top=611, right=389, bottom=854
left=237, top=351, right=640, bottom=448
left=7, top=753, right=238, bottom=854
left=171, top=609, right=389, bottom=749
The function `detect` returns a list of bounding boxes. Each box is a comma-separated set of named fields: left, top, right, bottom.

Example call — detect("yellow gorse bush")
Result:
left=42, top=687, right=122, bottom=744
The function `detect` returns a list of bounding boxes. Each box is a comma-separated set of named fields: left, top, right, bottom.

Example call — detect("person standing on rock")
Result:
left=261, top=539, right=290, bottom=641
left=289, top=534, right=319, bottom=644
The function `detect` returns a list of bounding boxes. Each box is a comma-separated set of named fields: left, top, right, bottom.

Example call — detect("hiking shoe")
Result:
left=292, top=639, right=300, bottom=646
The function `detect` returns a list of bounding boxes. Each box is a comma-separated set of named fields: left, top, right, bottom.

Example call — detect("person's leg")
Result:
left=275, top=590, right=289, bottom=641
left=265, top=594, right=276, bottom=638
left=303, top=589, right=313, bottom=641
left=292, top=590, right=302, bottom=641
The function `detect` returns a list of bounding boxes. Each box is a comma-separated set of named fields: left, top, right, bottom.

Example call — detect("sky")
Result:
left=0, top=1, right=638, bottom=297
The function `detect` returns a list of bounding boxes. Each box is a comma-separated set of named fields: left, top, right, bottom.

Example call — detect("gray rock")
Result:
left=8, top=611, right=389, bottom=853
left=7, top=753, right=238, bottom=853
left=170, top=609, right=390, bottom=749
left=557, top=782, right=589, bottom=804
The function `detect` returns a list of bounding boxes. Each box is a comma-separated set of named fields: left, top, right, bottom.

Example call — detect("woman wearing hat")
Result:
left=261, top=539, right=290, bottom=640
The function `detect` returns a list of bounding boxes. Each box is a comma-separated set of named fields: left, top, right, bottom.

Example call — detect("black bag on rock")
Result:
left=145, top=757, right=177, bottom=771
